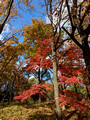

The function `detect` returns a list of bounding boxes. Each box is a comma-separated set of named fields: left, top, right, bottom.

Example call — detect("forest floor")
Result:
left=0, top=100, right=89, bottom=120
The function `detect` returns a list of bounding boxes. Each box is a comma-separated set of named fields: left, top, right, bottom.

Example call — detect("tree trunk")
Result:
left=0, top=0, right=14, bottom=34
left=86, top=86, right=90, bottom=99
left=83, top=51, right=90, bottom=99
left=81, top=33, right=90, bottom=99
left=74, top=84, right=78, bottom=94
left=38, top=96, right=41, bottom=103
left=37, top=68, right=42, bottom=102
left=38, top=68, right=41, bottom=83
left=46, top=96, right=50, bottom=102
left=51, top=38, right=62, bottom=120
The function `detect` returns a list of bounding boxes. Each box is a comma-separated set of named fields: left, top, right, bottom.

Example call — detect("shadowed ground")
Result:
left=0, top=101, right=89, bottom=120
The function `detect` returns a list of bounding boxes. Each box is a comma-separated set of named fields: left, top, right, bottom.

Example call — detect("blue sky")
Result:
left=14, top=0, right=45, bottom=27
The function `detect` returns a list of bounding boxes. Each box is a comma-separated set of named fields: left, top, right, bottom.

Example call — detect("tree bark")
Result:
left=44, top=0, right=62, bottom=119
left=0, top=0, right=14, bottom=34
left=81, top=33, right=90, bottom=99
left=86, top=86, right=90, bottom=99
left=51, top=36, right=62, bottom=120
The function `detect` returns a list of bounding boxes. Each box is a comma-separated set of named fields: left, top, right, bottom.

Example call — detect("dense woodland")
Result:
left=0, top=0, right=90, bottom=120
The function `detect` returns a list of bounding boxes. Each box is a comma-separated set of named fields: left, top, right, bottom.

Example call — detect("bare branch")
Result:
left=56, top=39, right=67, bottom=50
left=41, top=69, right=47, bottom=78
left=62, top=26, right=85, bottom=51
left=66, top=0, right=73, bottom=28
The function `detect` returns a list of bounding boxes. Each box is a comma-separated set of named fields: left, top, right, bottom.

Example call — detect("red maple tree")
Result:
left=58, top=76, right=89, bottom=112
left=26, top=37, right=52, bottom=76
left=58, top=44, right=87, bottom=77
left=14, top=83, right=53, bottom=103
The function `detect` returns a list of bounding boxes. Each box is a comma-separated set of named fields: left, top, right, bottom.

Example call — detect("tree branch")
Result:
left=56, top=39, right=67, bottom=50
left=41, top=69, right=47, bottom=78
left=62, top=26, right=85, bottom=51
left=0, top=0, right=14, bottom=34
left=80, top=4, right=90, bottom=26
left=66, top=0, right=73, bottom=28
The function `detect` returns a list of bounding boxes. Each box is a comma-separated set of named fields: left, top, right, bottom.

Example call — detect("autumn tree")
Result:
left=26, top=38, right=52, bottom=83
left=0, top=0, right=34, bottom=77
left=0, top=38, right=29, bottom=101
left=43, top=0, right=90, bottom=100
left=0, top=29, right=30, bottom=101
left=0, top=0, right=34, bottom=101
left=23, top=18, right=52, bottom=83
left=44, top=0, right=65, bottom=119
left=23, top=18, right=52, bottom=58
left=20, top=19, right=53, bottom=102
left=61, top=0, right=90, bottom=98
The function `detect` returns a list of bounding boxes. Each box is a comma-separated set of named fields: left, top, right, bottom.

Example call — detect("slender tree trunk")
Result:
left=86, top=86, right=89, bottom=99
left=38, top=68, right=42, bottom=102
left=51, top=37, right=62, bottom=120
left=38, top=96, right=41, bottom=103
left=74, top=84, right=78, bottom=94
left=38, top=68, right=41, bottom=83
